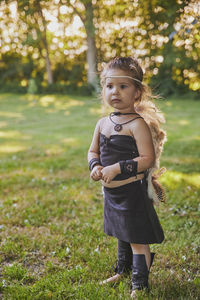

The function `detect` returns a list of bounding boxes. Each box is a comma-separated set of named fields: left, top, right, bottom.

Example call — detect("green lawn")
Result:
left=0, top=93, right=199, bottom=299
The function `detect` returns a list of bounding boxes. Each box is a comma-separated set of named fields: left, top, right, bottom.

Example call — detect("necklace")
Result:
left=109, top=112, right=139, bottom=132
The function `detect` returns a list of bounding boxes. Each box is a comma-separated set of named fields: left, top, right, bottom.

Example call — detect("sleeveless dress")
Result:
left=100, top=133, right=164, bottom=244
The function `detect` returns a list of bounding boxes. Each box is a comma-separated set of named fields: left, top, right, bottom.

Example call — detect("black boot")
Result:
left=131, top=253, right=155, bottom=292
left=99, top=240, right=132, bottom=285
left=114, top=239, right=133, bottom=274
left=150, top=252, right=155, bottom=268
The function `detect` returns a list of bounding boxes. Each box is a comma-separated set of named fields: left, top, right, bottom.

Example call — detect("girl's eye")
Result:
left=120, top=84, right=127, bottom=89
left=106, top=84, right=112, bottom=89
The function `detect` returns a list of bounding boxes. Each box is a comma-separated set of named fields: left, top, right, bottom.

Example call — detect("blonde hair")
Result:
left=100, top=56, right=167, bottom=204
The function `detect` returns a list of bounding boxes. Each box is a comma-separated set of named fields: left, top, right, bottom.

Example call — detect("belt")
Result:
left=101, top=173, right=144, bottom=188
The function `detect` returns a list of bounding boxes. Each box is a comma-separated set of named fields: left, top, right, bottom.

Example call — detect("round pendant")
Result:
left=114, top=124, right=122, bottom=132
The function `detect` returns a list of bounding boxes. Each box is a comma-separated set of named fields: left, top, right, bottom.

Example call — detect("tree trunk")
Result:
left=35, top=0, right=53, bottom=85
left=67, top=0, right=98, bottom=89
left=84, top=2, right=98, bottom=90
left=86, top=32, right=97, bottom=87
left=42, top=36, right=53, bottom=85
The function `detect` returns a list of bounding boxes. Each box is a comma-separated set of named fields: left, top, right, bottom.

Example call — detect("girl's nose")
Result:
left=112, top=86, right=119, bottom=94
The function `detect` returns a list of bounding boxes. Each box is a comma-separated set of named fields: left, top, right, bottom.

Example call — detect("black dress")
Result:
left=100, top=133, right=164, bottom=244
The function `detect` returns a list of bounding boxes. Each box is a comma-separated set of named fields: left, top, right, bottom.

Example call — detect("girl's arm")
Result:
left=88, top=120, right=103, bottom=181
left=131, top=119, right=155, bottom=172
left=88, top=120, right=101, bottom=162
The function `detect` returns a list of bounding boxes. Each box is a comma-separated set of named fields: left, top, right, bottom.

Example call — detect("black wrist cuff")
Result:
left=119, top=160, right=138, bottom=176
left=89, top=158, right=101, bottom=171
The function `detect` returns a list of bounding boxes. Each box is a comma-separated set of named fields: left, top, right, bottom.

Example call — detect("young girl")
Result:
left=88, top=57, right=166, bottom=297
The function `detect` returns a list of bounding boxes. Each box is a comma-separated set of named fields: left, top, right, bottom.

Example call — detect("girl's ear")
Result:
left=134, top=89, right=141, bottom=101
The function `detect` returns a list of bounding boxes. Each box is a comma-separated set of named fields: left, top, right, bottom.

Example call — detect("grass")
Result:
left=0, top=93, right=199, bottom=299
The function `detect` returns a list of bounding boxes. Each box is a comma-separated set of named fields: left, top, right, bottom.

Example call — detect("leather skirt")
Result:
left=103, top=179, right=164, bottom=244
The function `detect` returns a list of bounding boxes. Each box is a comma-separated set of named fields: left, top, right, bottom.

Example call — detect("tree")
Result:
left=63, top=0, right=98, bottom=89
left=17, top=0, right=53, bottom=84
left=35, top=0, right=53, bottom=84
left=0, top=0, right=199, bottom=95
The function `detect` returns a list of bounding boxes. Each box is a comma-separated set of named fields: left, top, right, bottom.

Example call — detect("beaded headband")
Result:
left=105, top=75, right=142, bottom=84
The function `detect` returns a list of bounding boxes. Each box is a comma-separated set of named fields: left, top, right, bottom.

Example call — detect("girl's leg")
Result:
left=130, top=244, right=151, bottom=269
left=116, top=240, right=133, bottom=273
left=130, top=244, right=155, bottom=298
left=99, top=239, right=132, bottom=284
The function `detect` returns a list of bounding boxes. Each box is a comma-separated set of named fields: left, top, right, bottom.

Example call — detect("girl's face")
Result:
left=104, top=69, right=139, bottom=113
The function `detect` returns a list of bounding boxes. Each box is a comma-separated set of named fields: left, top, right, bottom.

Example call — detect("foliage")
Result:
left=149, top=0, right=200, bottom=96
left=41, top=82, right=95, bottom=95
left=27, top=79, right=38, bottom=94
left=0, top=93, right=199, bottom=299
left=0, top=0, right=199, bottom=96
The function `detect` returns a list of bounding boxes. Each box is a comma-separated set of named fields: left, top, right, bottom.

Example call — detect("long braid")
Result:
left=135, top=100, right=167, bottom=204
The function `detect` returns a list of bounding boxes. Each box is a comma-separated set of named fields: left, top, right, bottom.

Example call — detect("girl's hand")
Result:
left=90, top=165, right=103, bottom=181
left=101, top=163, right=120, bottom=184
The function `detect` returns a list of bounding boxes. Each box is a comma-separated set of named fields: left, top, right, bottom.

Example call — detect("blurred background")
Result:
left=0, top=0, right=199, bottom=97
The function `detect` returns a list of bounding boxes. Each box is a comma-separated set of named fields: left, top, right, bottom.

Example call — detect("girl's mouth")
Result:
left=112, top=99, right=120, bottom=102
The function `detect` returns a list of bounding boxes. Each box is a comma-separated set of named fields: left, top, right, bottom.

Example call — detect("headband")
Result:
left=105, top=75, right=142, bottom=84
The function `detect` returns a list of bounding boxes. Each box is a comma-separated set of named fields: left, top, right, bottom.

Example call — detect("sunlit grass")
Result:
left=0, top=144, right=27, bottom=153
left=0, top=111, right=23, bottom=118
left=0, top=131, right=25, bottom=138
left=163, top=170, right=200, bottom=188
left=0, top=94, right=199, bottom=299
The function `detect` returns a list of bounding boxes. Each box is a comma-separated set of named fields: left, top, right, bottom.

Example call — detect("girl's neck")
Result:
left=114, top=108, right=136, bottom=114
